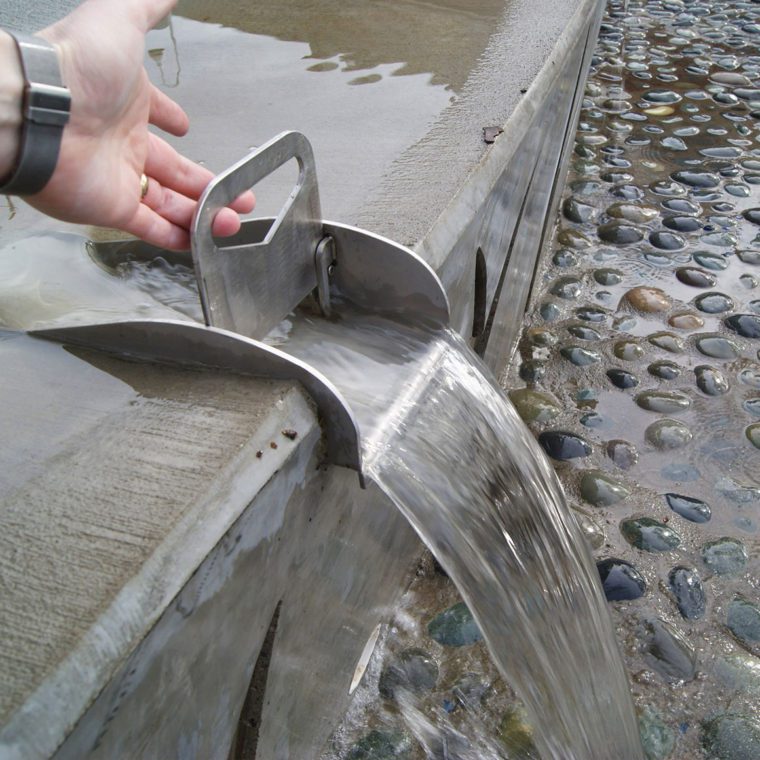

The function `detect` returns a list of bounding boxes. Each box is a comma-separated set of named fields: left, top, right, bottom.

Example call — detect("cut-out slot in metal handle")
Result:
left=191, top=131, right=323, bottom=340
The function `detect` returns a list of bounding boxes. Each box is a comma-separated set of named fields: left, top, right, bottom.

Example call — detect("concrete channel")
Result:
left=0, top=0, right=603, bottom=757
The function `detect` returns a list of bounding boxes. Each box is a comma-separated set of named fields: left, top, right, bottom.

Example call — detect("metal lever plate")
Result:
left=191, top=131, right=322, bottom=340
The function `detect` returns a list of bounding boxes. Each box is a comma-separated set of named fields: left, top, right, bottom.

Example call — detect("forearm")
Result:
left=0, top=30, right=23, bottom=180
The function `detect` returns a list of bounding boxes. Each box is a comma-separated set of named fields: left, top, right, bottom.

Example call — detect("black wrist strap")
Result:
left=1, top=32, right=71, bottom=196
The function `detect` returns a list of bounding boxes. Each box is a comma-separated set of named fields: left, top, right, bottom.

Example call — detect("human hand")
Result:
left=30, top=0, right=254, bottom=250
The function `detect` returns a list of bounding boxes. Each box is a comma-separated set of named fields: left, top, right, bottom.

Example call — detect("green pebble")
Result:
left=727, top=598, right=760, bottom=650
left=702, top=538, right=748, bottom=576
left=621, top=517, right=681, bottom=552
left=428, top=602, right=483, bottom=647
left=702, top=713, right=760, bottom=760
left=746, top=424, right=760, bottom=449
left=508, top=389, right=561, bottom=424
left=581, top=470, right=631, bottom=506
left=714, top=653, right=760, bottom=696
left=645, top=419, right=692, bottom=450
left=639, top=706, right=676, bottom=760
left=347, top=730, right=412, bottom=760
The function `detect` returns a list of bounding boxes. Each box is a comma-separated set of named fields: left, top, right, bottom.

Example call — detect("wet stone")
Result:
left=651, top=231, right=687, bottom=251
left=675, top=266, right=717, bottom=288
left=696, top=335, right=741, bottom=359
left=613, top=314, right=637, bottom=332
left=702, top=713, right=760, bottom=760
left=710, top=71, right=752, bottom=86
left=558, top=229, right=591, bottom=249
left=669, top=566, right=706, bottom=620
left=694, top=292, right=734, bottom=314
left=661, top=136, right=687, bottom=151
left=563, top=197, right=597, bottom=224
left=594, top=268, right=624, bottom=286
left=553, top=249, right=578, bottom=268
left=665, top=493, right=711, bottom=524
left=668, top=312, right=704, bottom=330
left=662, top=198, right=700, bottom=214
left=551, top=276, right=583, bottom=299
left=737, top=250, right=760, bottom=266
left=525, top=327, right=557, bottom=347
left=580, top=411, right=605, bottom=429
left=612, top=184, right=645, bottom=200
left=378, top=648, right=439, bottom=700
left=598, top=222, right=645, bottom=244
left=643, top=89, right=682, bottom=104
left=519, top=360, right=546, bottom=383
left=740, top=274, right=758, bottom=290
left=743, top=398, right=760, bottom=417
left=576, top=306, right=609, bottom=322
left=714, top=653, right=760, bottom=696
left=581, top=470, right=631, bottom=506
left=597, top=558, right=646, bottom=601
left=726, top=183, right=752, bottom=197
left=725, top=314, right=760, bottom=339
left=746, top=423, right=760, bottom=449
left=427, top=602, right=483, bottom=647
left=539, top=301, right=561, bottom=322
left=636, top=390, right=691, bottom=414
left=621, top=517, right=681, bottom=552
left=567, top=324, right=600, bottom=341
left=624, top=286, right=671, bottom=312
left=646, top=419, right=692, bottom=450
left=702, top=538, right=748, bottom=576
left=695, top=365, right=730, bottom=396
left=607, top=202, right=659, bottom=223
left=607, top=368, right=639, bottom=389
left=638, top=617, right=697, bottom=682
left=538, top=431, right=592, bottom=461
left=576, top=510, right=605, bottom=549
left=560, top=345, right=601, bottom=366
left=661, top=463, right=700, bottom=482
left=739, top=367, right=760, bottom=389
left=671, top=170, right=721, bottom=189
left=638, top=705, right=676, bottom=760
left=606, top=439, right=638, bottom=470
left=727, top=598, right=760, bottom=653
left=648, top=360, right=681, bottom=380
left=347, top=731, right=411, bottom=760
left=648, top=332, right=684, bottom=354
left=663, top=215, right=702, bottom=233
left=692, top=251, right=729, bottom=271
left=508, top=389, right=561, bottom=423
left=499, top=705, right=537, bottom=758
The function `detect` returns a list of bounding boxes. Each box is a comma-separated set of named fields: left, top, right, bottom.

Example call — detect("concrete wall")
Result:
left=0, top=0, right=603, bottom=757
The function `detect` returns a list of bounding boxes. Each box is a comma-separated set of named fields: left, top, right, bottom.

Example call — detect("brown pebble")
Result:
left=668, top=311, right=704, bottom=330
left=623, top=286, right=671, bottom=313
left=255, top=451, right=263, bottom=459
left=281, top=429, right=298, bottom=440
left=270, top=442, right=278, bottom=449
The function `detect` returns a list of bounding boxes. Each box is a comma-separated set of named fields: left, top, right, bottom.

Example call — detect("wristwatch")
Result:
left=0, top=32, right=71, bottom=195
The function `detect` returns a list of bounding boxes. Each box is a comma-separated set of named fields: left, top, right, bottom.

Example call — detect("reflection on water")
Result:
left=176, top=0, right=506, bottom=93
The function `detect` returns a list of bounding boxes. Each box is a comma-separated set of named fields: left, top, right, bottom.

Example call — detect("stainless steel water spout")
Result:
left=32, top=132, right=451, bottom=484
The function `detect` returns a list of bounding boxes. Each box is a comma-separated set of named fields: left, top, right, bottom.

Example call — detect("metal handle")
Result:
left=191, top=131, right=323, bottom=340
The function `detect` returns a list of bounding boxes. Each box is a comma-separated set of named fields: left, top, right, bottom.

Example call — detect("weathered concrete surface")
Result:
left=0, top=0, right=602, bottom=757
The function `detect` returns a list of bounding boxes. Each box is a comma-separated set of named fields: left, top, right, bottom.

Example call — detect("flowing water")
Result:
left=267, top=307, right=643, bottom=759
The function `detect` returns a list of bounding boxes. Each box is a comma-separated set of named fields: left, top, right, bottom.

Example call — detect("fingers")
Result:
left=149, top=85, right=188, bottom=137
left=145, top=133, right=256, bottom=210
left=124, top=202, right=191, bottom=251
left=139, top=176, right=243, bottom=249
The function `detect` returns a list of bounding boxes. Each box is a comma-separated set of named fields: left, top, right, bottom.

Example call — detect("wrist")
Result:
left=0, top=30, right=24, bottom=180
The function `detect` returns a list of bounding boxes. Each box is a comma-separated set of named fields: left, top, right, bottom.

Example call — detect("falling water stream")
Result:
left=269, top=305, right=644, bottom=759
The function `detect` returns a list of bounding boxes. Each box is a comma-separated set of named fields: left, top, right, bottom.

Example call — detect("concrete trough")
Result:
left=0, top=0, right=603, bottom=757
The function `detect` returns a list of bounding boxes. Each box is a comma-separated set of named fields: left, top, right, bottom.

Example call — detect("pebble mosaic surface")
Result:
left=324, top=1, right=760, bottom=758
